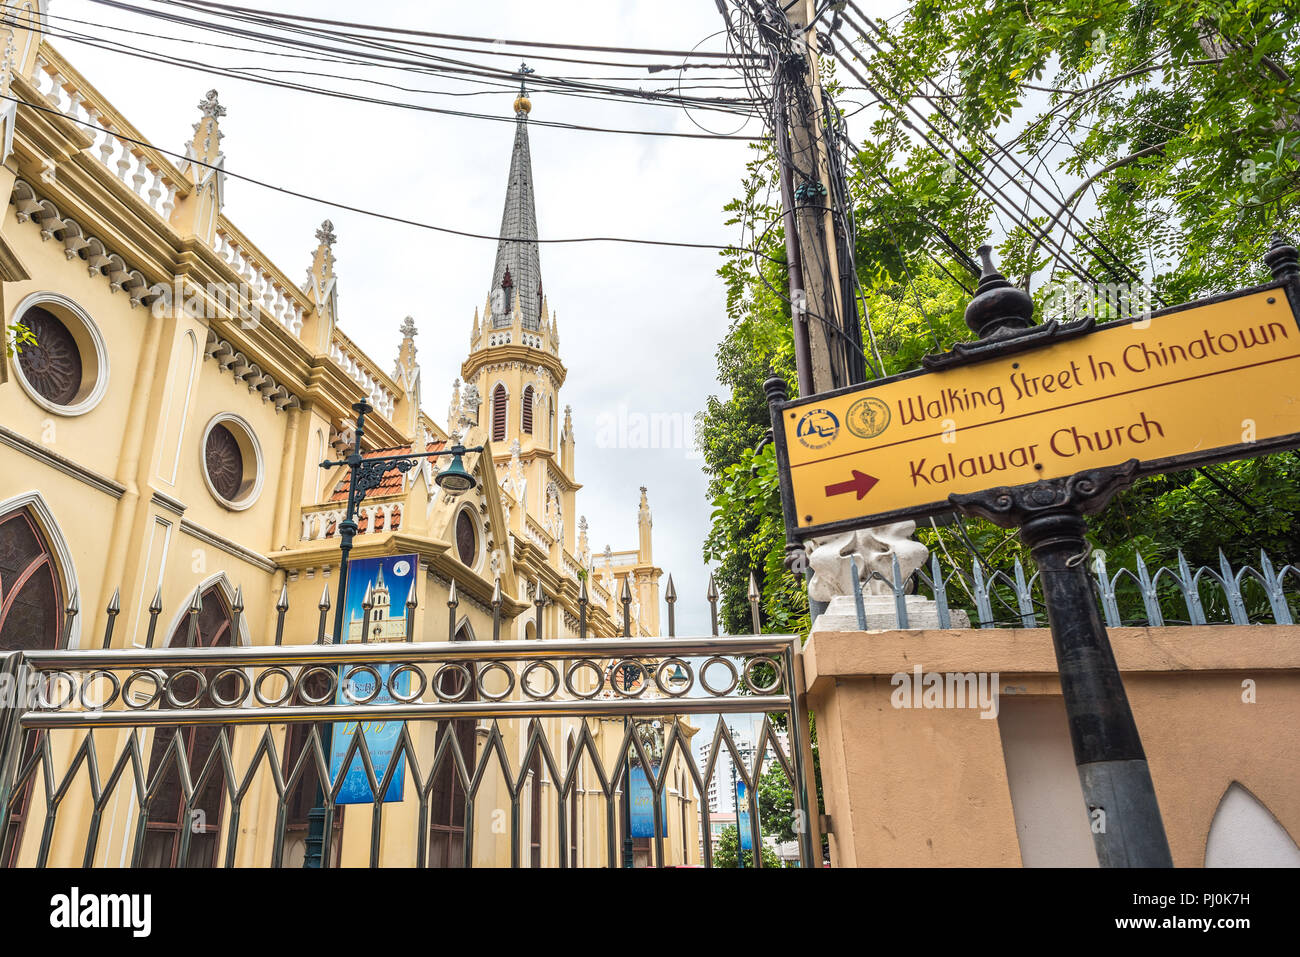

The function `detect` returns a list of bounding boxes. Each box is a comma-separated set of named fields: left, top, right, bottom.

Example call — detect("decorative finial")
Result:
left=1264, top=233, right=1299, bottom=282
left=963, top=243, right=1034, bottom=339
left=513, top=61, right=534, bottom=114
left=197, top=89, right=226, bottom=120
left=315, top=219, right=337, bottom=247
left=400, top=315, right=417, bottom=339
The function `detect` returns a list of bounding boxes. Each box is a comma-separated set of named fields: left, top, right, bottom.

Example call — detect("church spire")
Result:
left=490, top=63, right=542, bottom=332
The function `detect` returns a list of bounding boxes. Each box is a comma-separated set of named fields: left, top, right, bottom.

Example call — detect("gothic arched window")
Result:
left=279, top=720, right=344, bottom=867
left=0, top=508, right=64, bottom=650
left=521, top=385, right=534, bottom=435
left=455, top=509, right=478, bottom=567
left=548, top=398, right=555, bottom=450
left=140, top=585, right=236, bottom=868
left=491, top=384, right=508, bottom=444
left=0, top=506, right=64, bottom=866
left=428, top=624, right=477, bottom=867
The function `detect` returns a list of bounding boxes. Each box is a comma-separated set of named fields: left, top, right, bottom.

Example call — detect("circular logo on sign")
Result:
left=392, top=560, right=411, bottom=577
left=796, top=408, right=840, bottom=449
left=846, top=396, right=891, bottom=439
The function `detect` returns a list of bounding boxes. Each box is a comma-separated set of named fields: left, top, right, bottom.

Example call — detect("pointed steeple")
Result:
left=638, top=487, right=653, bottom=564
left=301, top=219, right=338, bottom=351
left=172, top=89, right=226, bottom=243
left=490, top=63, right=542, bottom=332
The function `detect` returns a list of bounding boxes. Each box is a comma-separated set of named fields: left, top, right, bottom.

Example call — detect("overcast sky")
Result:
left=43, top=0, right=809, bottom=634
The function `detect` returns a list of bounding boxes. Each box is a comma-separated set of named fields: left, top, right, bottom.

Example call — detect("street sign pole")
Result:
left=768, top=236, right=1300, bottom=865
left=944, top=257, right=1173, bottom=865
left=942, top=250, right=1179, bottom=863
left=951, top=459, right=1172, bottom=866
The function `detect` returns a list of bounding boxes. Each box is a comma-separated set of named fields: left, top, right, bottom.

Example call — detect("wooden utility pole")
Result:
left=779, top=0, right=849, bottom=395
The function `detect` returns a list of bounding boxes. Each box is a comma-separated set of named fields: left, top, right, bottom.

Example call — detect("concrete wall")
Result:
left=803, top=625, right=1300, bottom=867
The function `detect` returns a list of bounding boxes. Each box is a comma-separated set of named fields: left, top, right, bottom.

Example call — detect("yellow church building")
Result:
left=0, top=9, right=702, bottom=868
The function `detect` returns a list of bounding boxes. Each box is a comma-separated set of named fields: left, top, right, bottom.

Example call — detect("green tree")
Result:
left=711, top=824, right=783, bottom=869
left=703, top=0, right=1300, bottom=635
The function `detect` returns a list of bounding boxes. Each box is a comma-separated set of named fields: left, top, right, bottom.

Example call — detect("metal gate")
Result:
left=0, top=626, right=817, bottom=868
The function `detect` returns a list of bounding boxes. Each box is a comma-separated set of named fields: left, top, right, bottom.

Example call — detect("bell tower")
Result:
left=461, top=66, right=576, bottom=550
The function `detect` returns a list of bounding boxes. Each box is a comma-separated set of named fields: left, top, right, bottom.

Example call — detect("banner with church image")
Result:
left=328, top=554, right=417, bottom=804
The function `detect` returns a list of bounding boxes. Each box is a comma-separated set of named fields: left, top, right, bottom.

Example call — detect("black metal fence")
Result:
left=0, top=579, right=816, bottom=869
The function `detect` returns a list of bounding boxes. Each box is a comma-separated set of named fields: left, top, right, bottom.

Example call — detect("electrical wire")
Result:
left=3, top=90, right=782, bottom=256
left=158, top=0, right=761, bottom=60
left=7, top=7, right=767, bottom=135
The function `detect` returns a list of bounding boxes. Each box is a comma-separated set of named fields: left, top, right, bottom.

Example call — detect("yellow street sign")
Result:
left=776, top=286, right=1300, bottom=533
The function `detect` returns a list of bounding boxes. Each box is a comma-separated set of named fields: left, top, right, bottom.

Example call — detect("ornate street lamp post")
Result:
left=302, top=399, right=483, bottom=868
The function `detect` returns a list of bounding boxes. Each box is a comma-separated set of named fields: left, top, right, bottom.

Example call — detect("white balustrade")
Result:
left=114, top=140, right=132, bottom=182
left=96, top=121, right=115, bottom=165
left=300, top=502, right=401, bottom=541
left=131, top=153, right=148, bottom=194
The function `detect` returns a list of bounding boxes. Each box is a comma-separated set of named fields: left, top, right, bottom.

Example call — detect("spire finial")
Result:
left=197, top=89, right=226, bottom=120
left=513, top=61, right=534, bottom=114
left=400, top=315, right=417, bottom=339
left=315, top=219, right=337, bottom=247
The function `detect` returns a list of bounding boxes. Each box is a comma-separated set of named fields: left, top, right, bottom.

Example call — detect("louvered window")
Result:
left=522, top=385, right=534, bottom=434
left=492, top=385, right=508, bottom=443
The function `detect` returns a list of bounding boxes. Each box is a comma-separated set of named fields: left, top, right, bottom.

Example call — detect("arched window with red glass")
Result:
left=139, top=584, right=239, bottom=868
left=0, top=505, right=67, bottom=866
left=0, top=507, right=64, bottom=651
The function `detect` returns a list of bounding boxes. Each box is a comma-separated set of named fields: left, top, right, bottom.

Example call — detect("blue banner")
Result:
left=328, top=554, right=417, bottom=804
left=629, top=764, right=666, bottom=838
left=736, top=779, right=752, bottom=850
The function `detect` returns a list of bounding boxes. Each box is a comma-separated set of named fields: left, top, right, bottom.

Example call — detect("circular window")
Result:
left=10, top=294, right=109, bottom=415
left=200, top=415, right=263, bottom=510
left=205, top=425, right=243, bottom=499
left=455, top=508, right=478, bottom=566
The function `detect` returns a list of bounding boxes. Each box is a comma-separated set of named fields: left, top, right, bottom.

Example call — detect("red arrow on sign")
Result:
left=825, top=470, right=879, bottom=501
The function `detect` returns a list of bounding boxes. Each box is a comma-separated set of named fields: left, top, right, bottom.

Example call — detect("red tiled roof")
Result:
left=328, top=441, right=444, bottom=503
